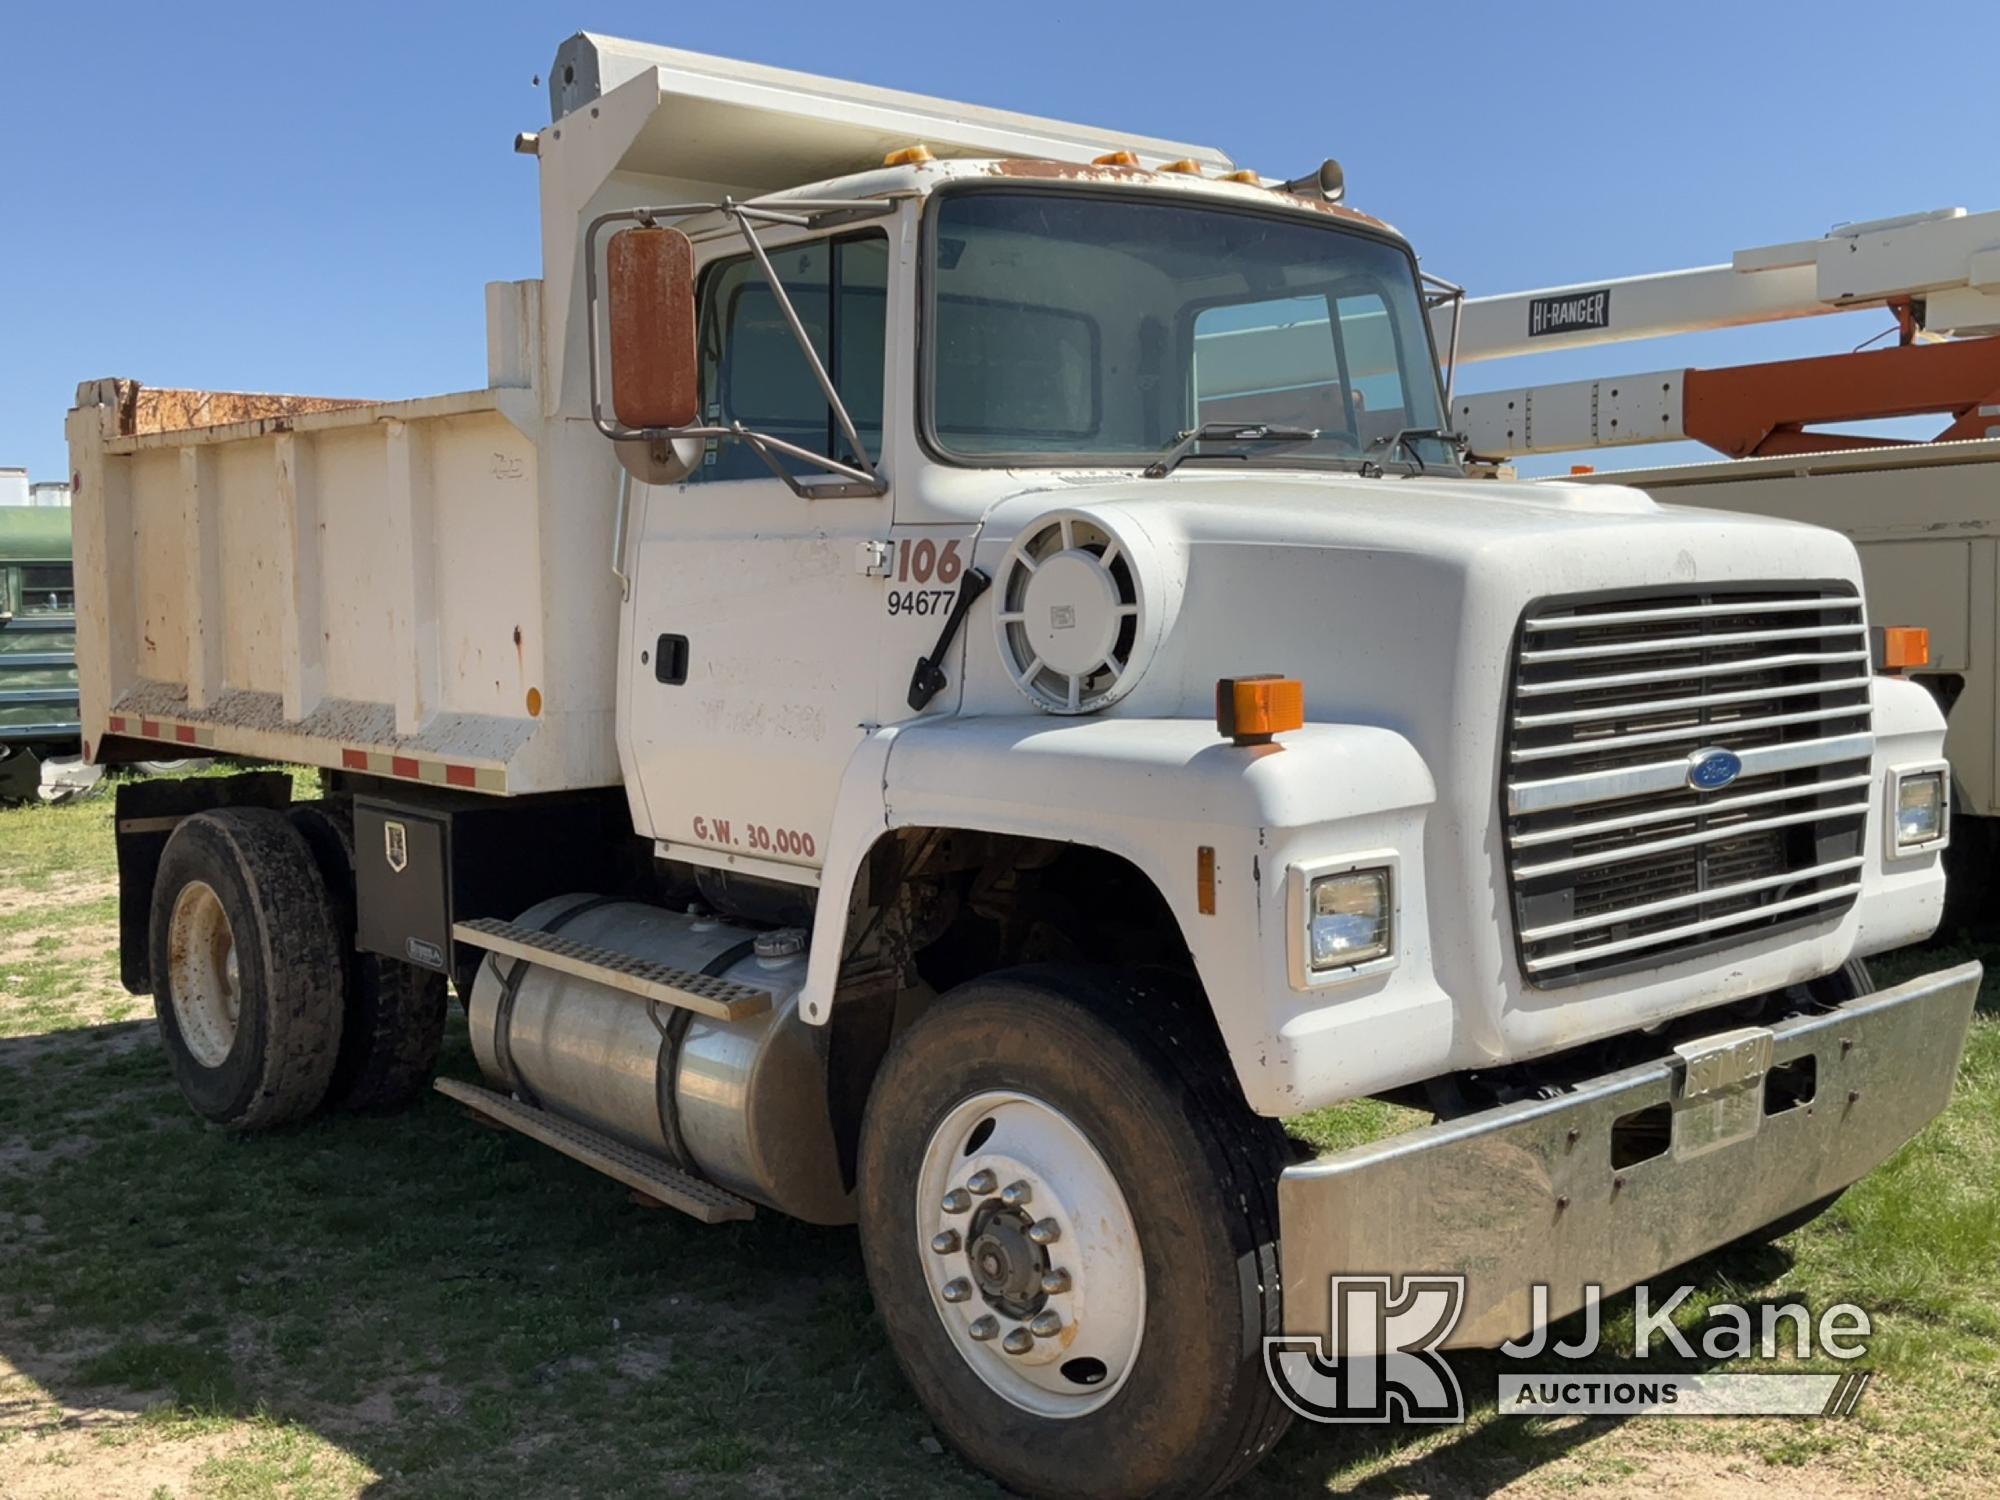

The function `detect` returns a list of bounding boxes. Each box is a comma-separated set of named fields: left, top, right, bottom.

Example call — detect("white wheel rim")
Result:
left=916, top=1090, right=1144, bottom=1418
left=168, top=880, right=241, bottom=1068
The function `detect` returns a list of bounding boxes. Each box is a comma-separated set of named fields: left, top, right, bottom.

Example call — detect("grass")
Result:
left=1, top=776, right=1997, bottom=1496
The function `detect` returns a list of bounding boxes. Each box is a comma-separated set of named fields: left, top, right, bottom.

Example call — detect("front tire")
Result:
left=858, top=966, right=1292, bottom=1500
left=149, top=808, right=345, bottom=1130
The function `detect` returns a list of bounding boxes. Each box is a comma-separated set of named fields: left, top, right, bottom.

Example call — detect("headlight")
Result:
left=1309, top=868, right=1392, bottom=971
left=1894, top=770, right=1946, bottom=850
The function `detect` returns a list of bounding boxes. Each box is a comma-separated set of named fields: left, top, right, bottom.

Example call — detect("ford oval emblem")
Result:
left=1688, top=747, right=1743, bottom=791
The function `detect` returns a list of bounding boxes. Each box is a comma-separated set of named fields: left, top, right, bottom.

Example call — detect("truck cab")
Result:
left=67, top=35, right=1980, bottom=1500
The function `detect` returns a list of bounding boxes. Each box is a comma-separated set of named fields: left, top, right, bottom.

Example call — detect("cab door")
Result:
left=624, top=230, right=892, bottom=874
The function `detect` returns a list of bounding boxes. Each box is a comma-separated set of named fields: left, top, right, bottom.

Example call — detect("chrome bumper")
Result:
left=1278, top=961, right=1982, bottom=1349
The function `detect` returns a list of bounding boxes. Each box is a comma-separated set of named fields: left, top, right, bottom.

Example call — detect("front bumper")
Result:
left=1278, top=961, right=1982, bottom=1348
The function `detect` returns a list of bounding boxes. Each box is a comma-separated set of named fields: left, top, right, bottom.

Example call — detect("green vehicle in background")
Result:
left=0, top=505, right=83, bottom=801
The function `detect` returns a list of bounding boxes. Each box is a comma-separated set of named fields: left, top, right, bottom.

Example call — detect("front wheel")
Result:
left=858, top=967, right=1292, bottom=1500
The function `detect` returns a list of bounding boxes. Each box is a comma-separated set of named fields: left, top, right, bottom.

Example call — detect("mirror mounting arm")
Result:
left=583, top=198, right=894, bottom=499
left=1421, top=269, right=1466, bottom=415
left=723, top=200, right=879, bottom=480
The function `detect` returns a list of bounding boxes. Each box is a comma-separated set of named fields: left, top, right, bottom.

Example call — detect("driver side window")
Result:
left=692, top=233, right=887, bottom=483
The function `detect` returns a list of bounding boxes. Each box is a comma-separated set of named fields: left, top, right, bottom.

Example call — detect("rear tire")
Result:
left=288, top=804, right=448, bottom=1113
left=149, top=808, right=344, bottom=1130
left=858, top=966, right=1292, bottom=1500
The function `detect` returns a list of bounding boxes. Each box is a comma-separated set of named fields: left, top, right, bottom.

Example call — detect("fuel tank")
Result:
left=467, top=896, right=851, bottom=1224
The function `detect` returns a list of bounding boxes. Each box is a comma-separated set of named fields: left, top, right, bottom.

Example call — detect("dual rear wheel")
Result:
left=150, top=805, right=446, bottom=1130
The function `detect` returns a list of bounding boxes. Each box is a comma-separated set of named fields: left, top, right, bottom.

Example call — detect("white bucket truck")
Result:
left=67, top=35, right=1977, bottom=1498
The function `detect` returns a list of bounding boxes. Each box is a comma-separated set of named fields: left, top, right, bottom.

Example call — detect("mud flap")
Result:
left=114, top=770, right=292, bottom=993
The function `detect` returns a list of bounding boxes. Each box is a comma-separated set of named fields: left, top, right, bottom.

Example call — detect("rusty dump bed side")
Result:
left=66, top=365, right=627, bottom=797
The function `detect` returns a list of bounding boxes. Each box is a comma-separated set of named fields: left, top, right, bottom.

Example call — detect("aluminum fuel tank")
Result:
left=467, top=896, right=851, bottom=1224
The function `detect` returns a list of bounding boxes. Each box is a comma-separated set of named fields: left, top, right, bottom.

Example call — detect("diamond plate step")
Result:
left=435, top=1079, right=754, bottom=1223
left=452, top=916, right=772, bottom=1021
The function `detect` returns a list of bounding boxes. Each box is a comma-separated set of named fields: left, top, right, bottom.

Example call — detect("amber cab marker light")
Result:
left=1874, top=625, right=1930, bottom=674
left=1216, top=675, right=1305, bottom=746
left=1092, top=150, right=1140, bottom=167
left=1160, top=158, right=1204, bottom=175
left=883, top=143, right=934, bottom=166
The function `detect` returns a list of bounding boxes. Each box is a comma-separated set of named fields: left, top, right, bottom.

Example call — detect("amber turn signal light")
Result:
left=1873, top=625, right=1930, bottom=673
left=1216, top=676, right=1305, bottom=745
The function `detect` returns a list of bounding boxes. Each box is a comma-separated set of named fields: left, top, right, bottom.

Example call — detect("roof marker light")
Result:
left=883, top=143, right=934, bottom=166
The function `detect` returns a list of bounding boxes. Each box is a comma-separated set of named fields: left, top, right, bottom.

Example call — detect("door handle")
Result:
left=655, top=634, right=689, bottom=685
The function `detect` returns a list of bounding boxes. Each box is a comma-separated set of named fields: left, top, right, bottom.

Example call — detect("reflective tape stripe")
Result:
left=107, top=713, right=504, bottom=792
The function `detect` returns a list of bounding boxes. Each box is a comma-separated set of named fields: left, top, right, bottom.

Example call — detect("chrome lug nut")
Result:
left=1002, top=1327, right=1035, bottom=1356
left=1029, top=1311, right=1063, bottom=1338
left=1000, top=1179, right=1033, bottom=1208
left=941, top=1277, right=972, bottom=1304
left=968, top=1315, right=1000, bottom=1342
left=1040, top=1267, right=1072, bottom=1296
left=941, top=1188, right=973, bottom=1215
left=1027, top=1217, right=1062, bottom=1246
left=966, top=1168, right=998, bottom=1195
left=930, top=1229, right=962, bottom=1255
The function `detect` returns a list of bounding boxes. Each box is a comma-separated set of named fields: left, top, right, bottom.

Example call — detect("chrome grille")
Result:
left=1503, top=586, right=1871, bottom=985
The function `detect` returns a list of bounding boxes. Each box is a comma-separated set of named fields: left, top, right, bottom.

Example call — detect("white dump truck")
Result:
left=69, top=35, right=1979, bottom=1498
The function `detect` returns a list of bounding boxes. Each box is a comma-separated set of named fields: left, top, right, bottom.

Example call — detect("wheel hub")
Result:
left=967, top=1207, right=1044, bottom=1312
left=167, top=879, right=241, bottom=1069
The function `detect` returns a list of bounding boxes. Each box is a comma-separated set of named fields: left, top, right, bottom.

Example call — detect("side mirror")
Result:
left=607, top=224, right=702, bottom=484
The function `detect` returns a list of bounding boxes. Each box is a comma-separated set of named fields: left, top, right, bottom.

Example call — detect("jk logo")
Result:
left=1264, top=1275, right=1467, bottom=1424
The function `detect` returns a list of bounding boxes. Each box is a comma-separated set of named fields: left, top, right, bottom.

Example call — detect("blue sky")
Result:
left=6, top=1, right=1996, bottom=484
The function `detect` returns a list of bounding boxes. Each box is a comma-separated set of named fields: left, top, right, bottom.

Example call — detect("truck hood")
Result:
left=967, top=468, right=1864, bottom=727
left=957, top=467, right=1871, bottom=1062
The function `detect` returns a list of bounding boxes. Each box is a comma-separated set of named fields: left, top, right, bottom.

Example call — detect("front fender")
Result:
left=801, top=716, right=1449, bottom=1116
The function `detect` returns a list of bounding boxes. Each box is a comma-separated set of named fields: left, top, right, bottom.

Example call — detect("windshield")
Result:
left=926, top=189, right=1454, bottom=471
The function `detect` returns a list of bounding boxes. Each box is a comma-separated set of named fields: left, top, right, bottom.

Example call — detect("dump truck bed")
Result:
left=67, top=366, right=625, bottom=795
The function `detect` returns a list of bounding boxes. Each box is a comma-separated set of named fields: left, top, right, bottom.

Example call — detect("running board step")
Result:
left=452, top=917, right=772, bottom=1021
left=435, top=1079, right=755, bottom=1223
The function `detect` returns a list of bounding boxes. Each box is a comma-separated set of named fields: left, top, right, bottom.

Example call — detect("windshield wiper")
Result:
left=1364, top=426, right=1468, bottom=474
left=1143, top=421, right=1319, bottom=479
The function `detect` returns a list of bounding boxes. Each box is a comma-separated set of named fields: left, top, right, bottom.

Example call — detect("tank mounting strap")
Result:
left=452, top=917, right=774, bottom=1021
left=435, top=1079, right=755, bottom=1223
